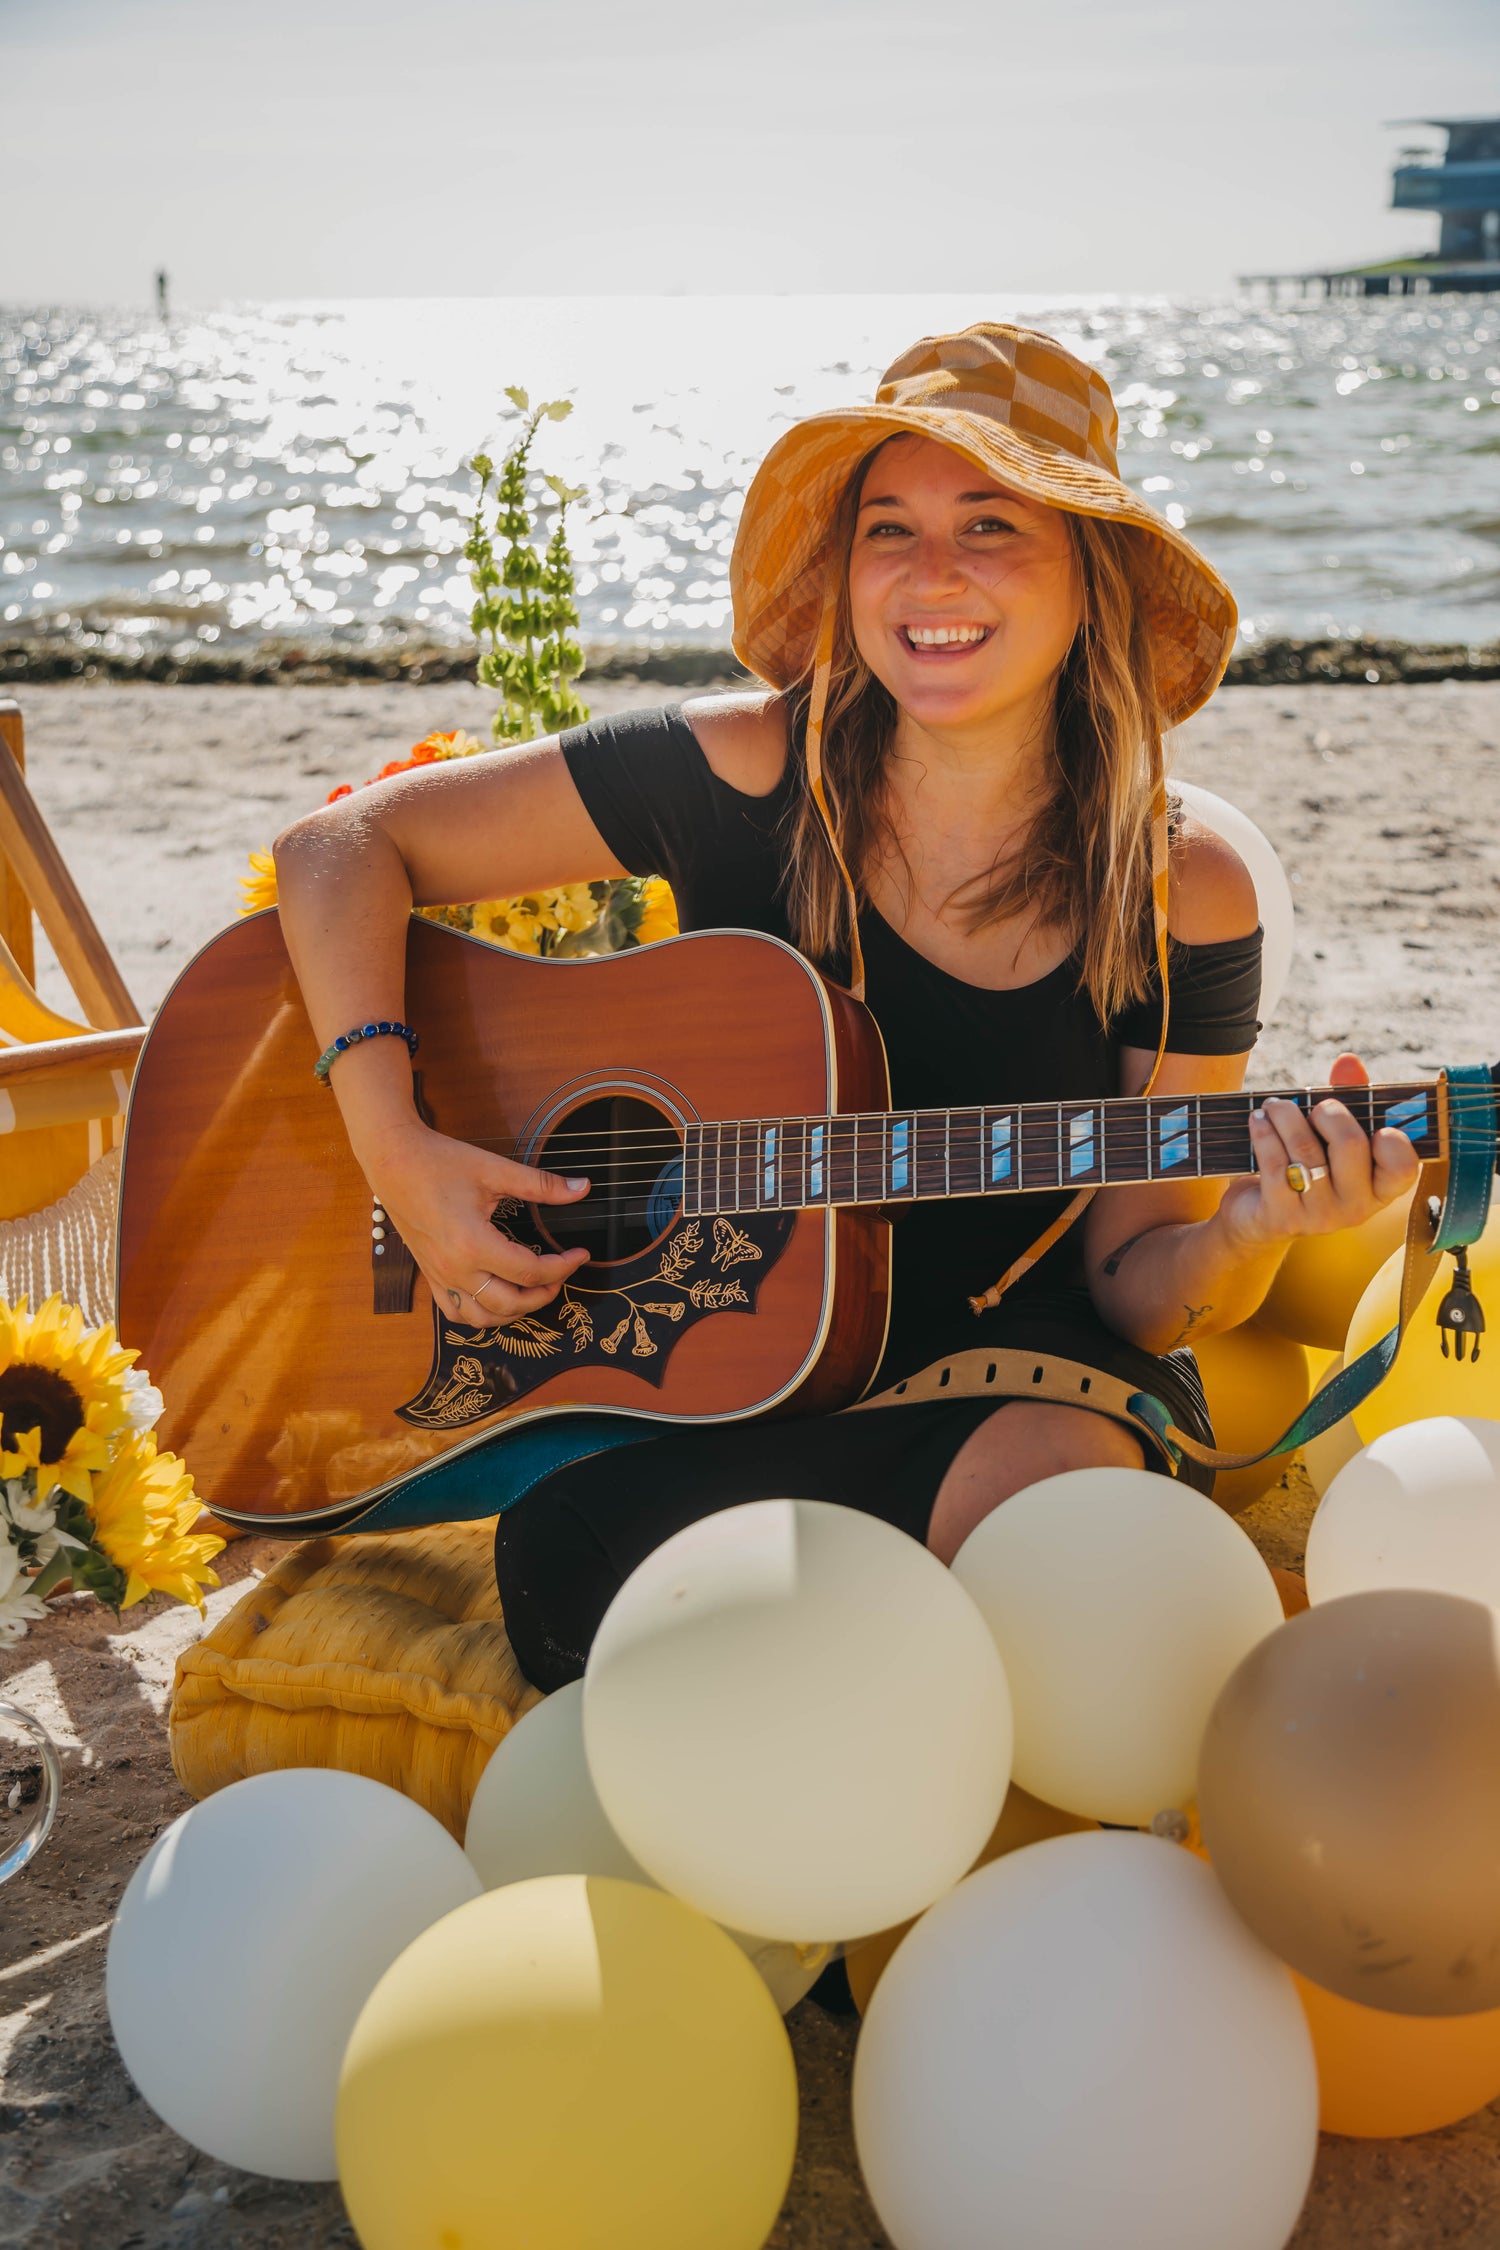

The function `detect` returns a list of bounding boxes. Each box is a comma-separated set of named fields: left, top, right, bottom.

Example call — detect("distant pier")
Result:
left=1242, top=116, right=1500, bottom=300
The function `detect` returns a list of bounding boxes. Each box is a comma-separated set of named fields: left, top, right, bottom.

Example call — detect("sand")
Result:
left=3, top=677, right=1500, bottom=2249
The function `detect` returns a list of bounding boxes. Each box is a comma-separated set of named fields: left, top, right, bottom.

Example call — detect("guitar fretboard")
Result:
left=680, top=1081, right=1443, bottom=1217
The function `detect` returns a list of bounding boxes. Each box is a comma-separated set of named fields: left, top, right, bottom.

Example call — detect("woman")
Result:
left=274, top=323, right=1416, bottom=1689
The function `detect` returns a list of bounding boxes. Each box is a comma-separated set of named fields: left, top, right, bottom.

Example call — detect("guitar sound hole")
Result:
left=535, top=1095, right=683, bottom=1267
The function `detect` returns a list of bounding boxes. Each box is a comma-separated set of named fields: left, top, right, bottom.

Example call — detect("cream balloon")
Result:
left=583, top=1499, right=1012, bottom=1942
left=465, top=1680, right=833, bottom=2011
left=951, top=1467, right=1283, bottom=1824
left=1173, top=781, right=1294, bottom=1024
left=853, top=1833, right=1317, bottom=2250
left=107, top=1769, right=481, bottom=2179
left=1307, top=1417, right=1500, bottom=1609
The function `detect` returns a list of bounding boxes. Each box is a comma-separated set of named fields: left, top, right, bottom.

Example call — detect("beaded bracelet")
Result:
left=314, top=1020, right=419, bottom=1085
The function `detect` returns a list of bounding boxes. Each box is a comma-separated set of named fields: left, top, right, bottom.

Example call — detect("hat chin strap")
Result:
left=800, top=570, right=1173, bottom=1318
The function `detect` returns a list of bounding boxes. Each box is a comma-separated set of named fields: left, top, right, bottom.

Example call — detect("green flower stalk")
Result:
left=467, top=388, right=587, bottom=746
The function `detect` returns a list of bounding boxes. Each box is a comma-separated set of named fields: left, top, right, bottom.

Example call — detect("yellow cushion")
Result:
left=170, top=1518, right=542, bottom=1840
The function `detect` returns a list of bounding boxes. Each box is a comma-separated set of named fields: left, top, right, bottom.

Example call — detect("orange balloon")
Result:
left=844, top=1785, right=1096, bottom=2014
left=1187, top=1811, right=1500, bottom=2136
left=1294, top=1972, right=1500, bottom=2138
left=1191, top=1320, right=1311, bottom=1513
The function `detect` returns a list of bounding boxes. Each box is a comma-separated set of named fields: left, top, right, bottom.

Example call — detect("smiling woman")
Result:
left=270, top=320, right=1420, bottom=1683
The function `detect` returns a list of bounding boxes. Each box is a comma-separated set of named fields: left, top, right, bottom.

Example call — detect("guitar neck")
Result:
left=681, top=1079, right=1447, bottom=1217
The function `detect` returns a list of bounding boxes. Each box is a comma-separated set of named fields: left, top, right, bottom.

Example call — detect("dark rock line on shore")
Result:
left=2, top=638, right=1497, bottom=690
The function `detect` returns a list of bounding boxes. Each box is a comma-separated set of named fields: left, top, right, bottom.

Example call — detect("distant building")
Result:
left=1392, top=118, right=1500, bottom=267
left=1243, top=115, right=1500, bottom=298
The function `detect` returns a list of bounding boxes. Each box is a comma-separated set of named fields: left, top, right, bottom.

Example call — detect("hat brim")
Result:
left=729, top=405, right=1237, bottom=727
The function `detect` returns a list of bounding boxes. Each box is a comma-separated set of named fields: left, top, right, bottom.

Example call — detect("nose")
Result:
left=901, top=530, right=971, bottom=601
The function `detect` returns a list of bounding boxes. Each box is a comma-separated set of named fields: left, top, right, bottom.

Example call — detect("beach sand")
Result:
left=3, top=678, right=1500, bottom=2249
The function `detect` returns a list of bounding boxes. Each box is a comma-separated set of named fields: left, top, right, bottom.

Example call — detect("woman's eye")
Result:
left=967, top=516, right=1016, bottom=535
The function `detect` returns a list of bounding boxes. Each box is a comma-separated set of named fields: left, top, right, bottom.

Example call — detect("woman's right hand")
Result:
left=362, top=1123, right=591, bottom=1326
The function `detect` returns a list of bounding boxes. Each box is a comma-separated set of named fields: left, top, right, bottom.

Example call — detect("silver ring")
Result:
left=473, top=1275, right=499, bottom=1308
left=1286, top=1162, right=1329, bottom=1196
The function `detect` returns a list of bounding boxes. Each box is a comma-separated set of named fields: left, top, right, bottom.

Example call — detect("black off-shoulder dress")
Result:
left=494, top=705, right=1263, bottom=1689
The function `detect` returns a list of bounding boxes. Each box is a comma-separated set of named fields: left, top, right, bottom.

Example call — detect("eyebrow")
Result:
left=857, top=489, right=1021, bottom=511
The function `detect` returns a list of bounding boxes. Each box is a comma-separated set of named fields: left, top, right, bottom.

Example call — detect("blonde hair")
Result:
left=778, top=459, right=1166, bottom=1026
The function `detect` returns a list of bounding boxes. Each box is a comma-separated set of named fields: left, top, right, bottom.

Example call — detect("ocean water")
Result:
left=2, top=293, right=1498, bottom=659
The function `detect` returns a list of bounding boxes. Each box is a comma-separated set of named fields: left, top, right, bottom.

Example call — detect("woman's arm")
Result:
left=1085, top=819, right=1419, bottom=1355
left=271, top=736, right=629, bottom=1327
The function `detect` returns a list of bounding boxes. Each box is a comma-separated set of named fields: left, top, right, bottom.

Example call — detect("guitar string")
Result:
left=469, top=1081, right=1483, bottom=1156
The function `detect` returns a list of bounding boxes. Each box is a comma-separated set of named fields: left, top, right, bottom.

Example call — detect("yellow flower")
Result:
left=548, top=884, right=603, bottom=936
left=418, top=730, right=485, bottom=760
left=470, top=885, right=601, bottom=954
left=89, top=1435, right=223, bottom=1610
left=240, top=850, right=279, bottom=915
left=0, top=1296, right=141, bottom=1505
left=634, top=877, right=679, bottom=946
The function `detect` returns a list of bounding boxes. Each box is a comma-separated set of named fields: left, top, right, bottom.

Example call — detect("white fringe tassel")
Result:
left=0, top=1148, right=121, bottom=1330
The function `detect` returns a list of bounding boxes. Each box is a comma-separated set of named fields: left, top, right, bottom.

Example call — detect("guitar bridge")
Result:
left=371, top=1064, right=431, bottom=1315
left=372, top=1197, right=418, bottom=1314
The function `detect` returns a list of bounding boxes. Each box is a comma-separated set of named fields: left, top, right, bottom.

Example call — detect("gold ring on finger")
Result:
left=1286, top=1162, right=1329, bottom=1195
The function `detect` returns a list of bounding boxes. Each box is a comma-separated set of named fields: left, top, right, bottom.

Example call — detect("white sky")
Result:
left=4, top=0, right=1497, bottom=303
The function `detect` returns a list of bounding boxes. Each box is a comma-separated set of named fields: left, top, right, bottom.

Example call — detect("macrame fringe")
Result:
left=0, top=1147, right=121, bottom=1330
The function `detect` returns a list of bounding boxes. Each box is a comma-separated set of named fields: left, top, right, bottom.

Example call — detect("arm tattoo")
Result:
left=1168, top=1302, right=1213, bottom=1348
left=1101, top=1227, right=1158, bottom=1279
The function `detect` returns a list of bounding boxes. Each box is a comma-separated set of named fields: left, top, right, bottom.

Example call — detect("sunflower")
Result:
left=633, top=877, right=679, bottom=947
left=88, top=1435, right=223, bottom=1610
left=0, top=1296, right=142, bottom=1505
left=240, top=849, right=279, bottom=915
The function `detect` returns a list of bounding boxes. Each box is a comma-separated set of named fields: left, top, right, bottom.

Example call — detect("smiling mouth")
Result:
left=898, top=624, right=994, bottom=655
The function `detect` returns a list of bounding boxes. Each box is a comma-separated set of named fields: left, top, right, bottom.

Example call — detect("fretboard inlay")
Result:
left=679, top=1079, right=1450, bottom=1219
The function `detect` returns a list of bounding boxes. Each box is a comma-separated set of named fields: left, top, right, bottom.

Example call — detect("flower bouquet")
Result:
left=0, top=1294, right=223, bottom=1645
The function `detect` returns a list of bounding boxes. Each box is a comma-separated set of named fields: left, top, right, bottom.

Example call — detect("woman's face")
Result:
left=845, top=434, right=1084, bottom=736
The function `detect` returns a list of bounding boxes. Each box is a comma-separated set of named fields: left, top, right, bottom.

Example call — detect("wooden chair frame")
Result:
left=0, top=697, right=145, bottom=1151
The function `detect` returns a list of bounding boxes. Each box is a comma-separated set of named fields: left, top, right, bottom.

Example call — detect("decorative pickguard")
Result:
left=396, top=1206, right=795, bottom=1429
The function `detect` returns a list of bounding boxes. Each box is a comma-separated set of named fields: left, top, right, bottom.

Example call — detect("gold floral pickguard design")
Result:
left=397, top=1205, right=795, bottom=1428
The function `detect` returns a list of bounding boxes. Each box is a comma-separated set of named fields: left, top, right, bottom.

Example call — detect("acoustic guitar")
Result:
left=116, top=914, right=1480, bottom=1532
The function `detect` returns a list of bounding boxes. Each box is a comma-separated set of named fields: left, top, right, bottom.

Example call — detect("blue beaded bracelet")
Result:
left=314, top=1020, right=419, bottom=1085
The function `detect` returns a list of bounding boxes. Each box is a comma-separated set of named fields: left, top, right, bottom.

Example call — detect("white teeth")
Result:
left=905, top=625, right=988, bottom=647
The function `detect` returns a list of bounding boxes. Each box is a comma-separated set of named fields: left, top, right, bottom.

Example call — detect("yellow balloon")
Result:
left=1302, top=1354, right=1362, bottom=1499
left=1258, top=1191, right=1414, bottom=1351
left=1346, top=1204, right=1500, bottom=1445
left=338, top=1877, right=797, bottom=2250
left=845, top=1784, right=1096, bottom=2014
left=1191, top=1320, right=1311, bottom=1513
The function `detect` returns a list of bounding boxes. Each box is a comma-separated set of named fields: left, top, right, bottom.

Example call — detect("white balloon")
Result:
left=465, top=1681, right=833, bottom=2011
left=584, top=1499, right=1012, bottom=1942
left=951, top=1467, right=1283, bottom=1823
left=1306, top=1416, right=1500, bottom=1609
left=107, top=1769, right=481, bottom=2179
left=466, top=1680, right=651, bottom=1889
left=854, top=1832, right=1318, bottom=2250
left=1173, top=781, right=1295, bottom=1027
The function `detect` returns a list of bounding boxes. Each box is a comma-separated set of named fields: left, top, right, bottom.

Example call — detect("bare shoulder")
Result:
left=1168, top=801, right=1259, bottom=944
left=681, top=689, right=788, bottom=799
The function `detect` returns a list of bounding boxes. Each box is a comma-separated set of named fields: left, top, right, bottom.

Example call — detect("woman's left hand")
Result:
left=1213, top=1052, right=1422, bottom=1255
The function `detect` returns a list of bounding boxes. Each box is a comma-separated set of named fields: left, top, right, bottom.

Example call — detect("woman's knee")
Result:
left=493, top=1481, right=623, bottom=1692
left=926, top=1401, right=1144, bottom=1566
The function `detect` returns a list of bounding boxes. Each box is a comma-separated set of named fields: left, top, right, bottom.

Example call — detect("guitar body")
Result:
left=116, top=917, right=892, bottom=1529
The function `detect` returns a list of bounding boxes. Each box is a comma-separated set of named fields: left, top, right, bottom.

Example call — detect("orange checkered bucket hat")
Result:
left=730, top=319, right=1237, bottom=727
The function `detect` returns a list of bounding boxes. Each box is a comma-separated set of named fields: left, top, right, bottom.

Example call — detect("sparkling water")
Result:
left=2, top=293, right=1497, bottom=658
